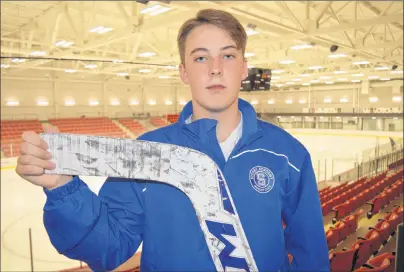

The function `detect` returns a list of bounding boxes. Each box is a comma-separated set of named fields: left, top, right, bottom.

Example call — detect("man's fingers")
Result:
left=17, top=154, right=55, bottom=170
left=16, top=164, right=45, bottom=176
left=21, top=131, right=49, bottom=150
left=20, top=142, right=52, bottom=160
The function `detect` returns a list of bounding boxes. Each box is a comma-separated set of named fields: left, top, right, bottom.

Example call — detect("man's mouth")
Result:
left=207, top=84, right=226, bottom=90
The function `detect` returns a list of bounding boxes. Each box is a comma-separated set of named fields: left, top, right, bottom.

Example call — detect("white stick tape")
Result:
left=41, top=133, right=258, bottom=272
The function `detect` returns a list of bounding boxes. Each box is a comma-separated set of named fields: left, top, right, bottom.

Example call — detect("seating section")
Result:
left=1, top=119, right=43, bottom=157
left=327, top=209, right=364, bottom=250
left=117, top=118, right=146, bottom=137
left=327, top=168, right=403, bottom=271
left=326, top=173, right=387, bottom=222
left=366, top=171, right=404, bottom=219
left=48, top=117, right=127, bottom=138
left=329, top=203, right=400, bottom=272
left=166, top=114, right=179, bottom=123
left=321, top=177, right=369, bottom=216
left=150, top=117, right=168, bottom=128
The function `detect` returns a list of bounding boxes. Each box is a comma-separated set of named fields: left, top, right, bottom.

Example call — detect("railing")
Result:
left=332, top=147, right=404, bottom=182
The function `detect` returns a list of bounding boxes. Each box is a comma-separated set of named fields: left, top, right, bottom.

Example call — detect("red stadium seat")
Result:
left=322, top=202, right=332, bottom=216
left=352, top=239, right=374, bottom=270
left=367, top=194, right=388, bottom=219
left=329, top=246, right=358, bottom=272
left=326, top=229, right=339, bottom=250
left=387, top=205, right=403, bottom=222
left=369, top=221, right=391, bottom=244
left=354, top=252, right=396, bottom=272
left=359, top=230, right=382, bottom=255
left=378, top=213, right=401, bottom=235
left=332, top=201, right=352, bottom=223
left=342, top=209, right=363, bottom=235
left=330, top=221, right=350, bottom=243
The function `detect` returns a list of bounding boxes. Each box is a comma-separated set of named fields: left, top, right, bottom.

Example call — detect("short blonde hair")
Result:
left=177, top=9, right=247, bottom=64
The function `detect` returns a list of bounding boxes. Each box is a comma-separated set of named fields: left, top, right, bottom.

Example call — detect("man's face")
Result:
left=179, top=24, right=248, bottom=113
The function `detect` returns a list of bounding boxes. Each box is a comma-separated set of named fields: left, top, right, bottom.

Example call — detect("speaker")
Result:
left=330, top=45, right=339, bottom=53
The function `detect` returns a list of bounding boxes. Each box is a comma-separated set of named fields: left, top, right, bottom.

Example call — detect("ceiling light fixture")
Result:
left=375, top=66, right=389, bottom=71
left=353, top=61, right=370, bottom=65
left=279, top=60, right=295, bottom=64
left=30, top=51, right=46, bottom=56
left=89, top=26, right=113, bottom=34
left=138, top=52, right=156, bottom=57
left=290, top=44, right=313, bottom=50
left=244, top=52, right=256, bottom=58
left=392, top=96, right=402, bottom=102
left=84, top=64, right=97, bottom=69
left=328, top=53, right=347, bottom=59
left=55, top=40, right=74, bottom=47
left=308, top=65, right=323, bottom=70
left=6, top=101, right=19, bottom=106
left=12, top=58, right=25, bottom=63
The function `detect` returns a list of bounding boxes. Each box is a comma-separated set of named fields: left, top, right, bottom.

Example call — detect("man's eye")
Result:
left=223, top=54, right=235, bottom=59
left=195, top=56, right=207, bottom=62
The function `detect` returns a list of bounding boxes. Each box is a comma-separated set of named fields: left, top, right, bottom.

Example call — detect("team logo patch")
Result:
left=249, top=166, right=275, bottom=193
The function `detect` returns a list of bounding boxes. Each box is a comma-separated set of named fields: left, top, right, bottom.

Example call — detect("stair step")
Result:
left=112, top=120, right=135, bottom=138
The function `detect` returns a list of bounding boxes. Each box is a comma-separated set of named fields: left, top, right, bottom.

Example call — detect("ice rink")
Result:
left=1, top=129, right=402, bottom=271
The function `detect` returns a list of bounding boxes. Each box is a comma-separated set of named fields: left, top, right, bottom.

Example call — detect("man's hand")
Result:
left=16, top=123, right=73, bottom=190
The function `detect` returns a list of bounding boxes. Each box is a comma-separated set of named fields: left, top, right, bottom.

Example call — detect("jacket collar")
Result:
left=178, top=98, right=260, bottom=140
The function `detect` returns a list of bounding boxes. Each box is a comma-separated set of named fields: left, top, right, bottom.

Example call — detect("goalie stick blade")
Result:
left=40, top=133, right=258, bottom=271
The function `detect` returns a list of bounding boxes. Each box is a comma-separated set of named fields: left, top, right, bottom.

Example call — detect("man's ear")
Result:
left=242, top=58, right=249, bottom=80
left=179, top=63, right=189, bottom=85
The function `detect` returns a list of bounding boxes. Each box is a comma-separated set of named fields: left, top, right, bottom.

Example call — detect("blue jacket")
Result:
left=43, top=98, right=330, bottom=272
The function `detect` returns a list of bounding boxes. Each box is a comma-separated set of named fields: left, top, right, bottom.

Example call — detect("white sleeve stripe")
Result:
left=230, top=149, right=300, bottom=172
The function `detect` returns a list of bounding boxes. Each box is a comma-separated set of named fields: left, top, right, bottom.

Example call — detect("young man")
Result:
left=16, top=9, right=329, bottom=272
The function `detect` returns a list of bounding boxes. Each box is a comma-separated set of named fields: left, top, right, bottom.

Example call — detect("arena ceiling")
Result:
left=1, top=1, right=403, bottom=88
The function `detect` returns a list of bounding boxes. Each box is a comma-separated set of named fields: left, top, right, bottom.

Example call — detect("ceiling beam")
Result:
left=360, top=1, right=403, bottom=32
left=312, top=14, right=403, bottom=35
left=275, top=2, right=305, bottom=31
left=314, top=1, right=333, bottom=25
left=1, top=2, right=65, bottom=37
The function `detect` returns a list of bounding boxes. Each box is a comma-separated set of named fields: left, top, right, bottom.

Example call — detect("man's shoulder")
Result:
left=258, top=119, right=306, bottom=150
left=256, top=119, right=310, bottom=167
left=137, top=122, right=179, bottom=143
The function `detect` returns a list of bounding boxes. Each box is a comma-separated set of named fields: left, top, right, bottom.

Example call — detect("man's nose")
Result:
left=209, top=57, right=223, bottom=76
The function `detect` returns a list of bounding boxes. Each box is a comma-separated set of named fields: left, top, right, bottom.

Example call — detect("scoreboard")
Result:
left=241, top=68, right=272, bottom=91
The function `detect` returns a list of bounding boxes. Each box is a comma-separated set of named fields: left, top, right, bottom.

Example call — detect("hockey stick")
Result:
left=40, top=133, right=258, bottom=272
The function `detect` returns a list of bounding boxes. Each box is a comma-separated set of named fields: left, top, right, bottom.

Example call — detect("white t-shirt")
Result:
left=185, top=112, right=243, bottom=161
